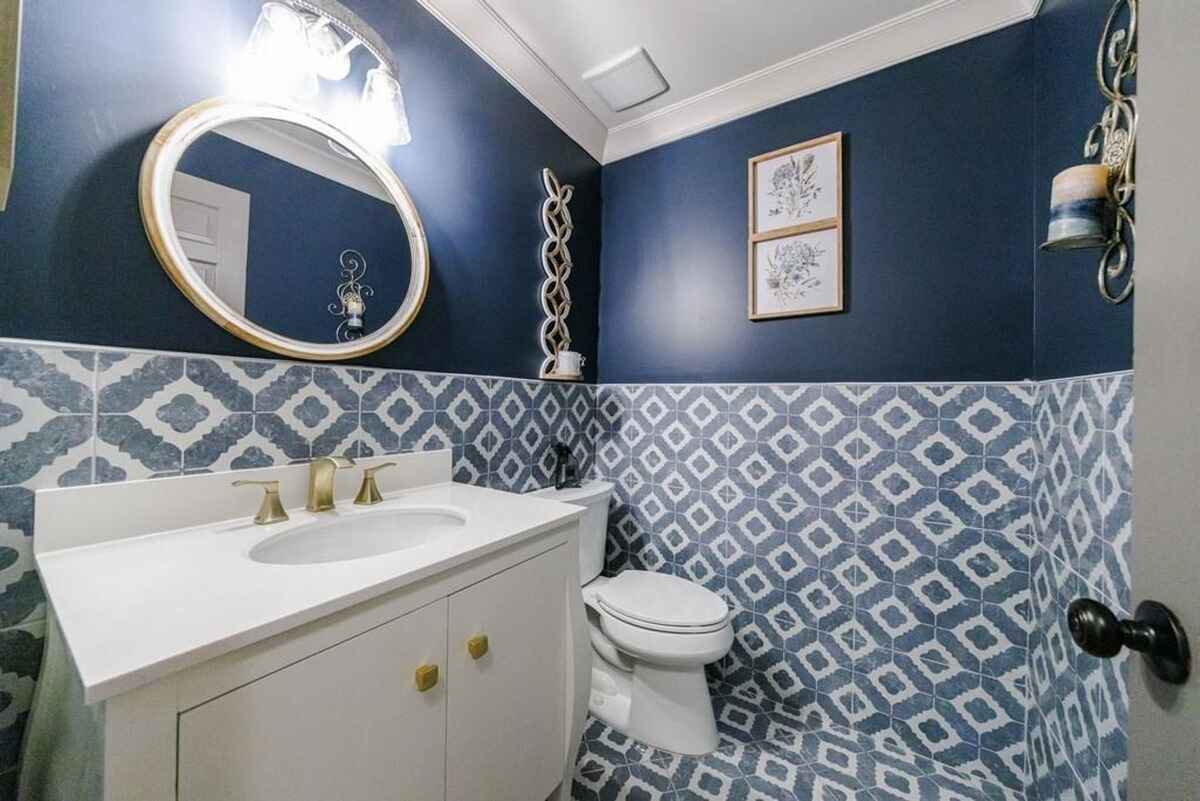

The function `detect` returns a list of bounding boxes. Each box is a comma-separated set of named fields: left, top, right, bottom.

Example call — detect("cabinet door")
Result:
left=178, top=599, right=448, bottom=801
left=446, top=546, right=567, bottom=801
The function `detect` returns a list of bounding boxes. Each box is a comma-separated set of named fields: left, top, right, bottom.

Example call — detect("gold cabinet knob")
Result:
left=414, top=664, right=439, bottom=692
left=467, top=635, right=489, bottom=660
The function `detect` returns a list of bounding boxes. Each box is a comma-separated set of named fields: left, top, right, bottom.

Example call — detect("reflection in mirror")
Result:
left=170, top=118, right=412, bottom=345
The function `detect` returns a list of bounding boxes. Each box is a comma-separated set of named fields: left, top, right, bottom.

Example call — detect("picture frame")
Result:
left=748, top=131, right=843, bottom=319
left=0, top=0, right=21, bottom=212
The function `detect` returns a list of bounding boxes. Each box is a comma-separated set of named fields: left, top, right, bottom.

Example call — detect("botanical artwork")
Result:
left=764, top=237, right=824, bottom=303
left=752, top=228, right=839, bottom=317
left=752, top=135, right=840, bottom=234
left=766, top=152, right=821, bottom=221
left=749, top=132, right=843, bottom=319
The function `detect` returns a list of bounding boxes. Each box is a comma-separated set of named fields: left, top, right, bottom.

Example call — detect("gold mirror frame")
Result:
left=139, top=97, right=429, bottom=361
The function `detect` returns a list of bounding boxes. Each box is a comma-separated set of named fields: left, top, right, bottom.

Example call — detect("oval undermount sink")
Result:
left=250, top=507, right=467, bottom=565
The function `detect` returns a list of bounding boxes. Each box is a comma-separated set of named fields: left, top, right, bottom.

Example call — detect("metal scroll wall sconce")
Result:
left=1041, top=0, right=1137, bottom=304
left=538, top=168, right=584, bottom=380
left=329, top=249, right=374, bottom=341
left=235, top=0, right=412, bottom=149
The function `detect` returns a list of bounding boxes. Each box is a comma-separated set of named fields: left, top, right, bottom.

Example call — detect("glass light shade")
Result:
left=306, top=19, right=353, bottom=81
left=241, top=2, right=318, bottom=101
left=360, top=67, right=412, bottom=146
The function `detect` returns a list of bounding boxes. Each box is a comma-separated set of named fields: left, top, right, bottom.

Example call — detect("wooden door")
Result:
left=446, top=546, right=568, bottom=801
left=177, top=599, right=448, bottom=801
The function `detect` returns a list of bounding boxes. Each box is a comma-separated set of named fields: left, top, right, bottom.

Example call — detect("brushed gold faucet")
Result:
left=306, top=456, right=356, bottom=512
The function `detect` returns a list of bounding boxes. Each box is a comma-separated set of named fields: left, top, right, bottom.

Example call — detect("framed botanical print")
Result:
left=748, top=132, right=843, bottom=319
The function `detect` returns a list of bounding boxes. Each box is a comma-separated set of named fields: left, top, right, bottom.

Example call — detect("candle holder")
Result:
left=1042, top=0, right=1137, bottom=304
left=328, top=249, right=374, bottom=341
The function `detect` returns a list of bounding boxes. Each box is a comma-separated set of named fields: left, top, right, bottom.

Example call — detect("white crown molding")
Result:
left=413, top=0, right=607, bottom=162
left=417, top=0, right=1038, bottom=165
left=603, top=0, right=1038, bottom=163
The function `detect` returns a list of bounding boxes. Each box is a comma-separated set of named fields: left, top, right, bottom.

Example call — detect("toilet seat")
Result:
left=595, top=599, right=729, bottom=634
left=592, top=571, right=729, bottom=634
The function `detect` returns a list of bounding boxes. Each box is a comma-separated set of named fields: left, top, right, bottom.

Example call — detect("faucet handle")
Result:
left=355, top=462, right=397, bottom=506
left=232, top=479, right=290, bottom=525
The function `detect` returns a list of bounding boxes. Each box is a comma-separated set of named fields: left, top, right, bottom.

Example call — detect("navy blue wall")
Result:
left=1033, top=0, right=1134, bottom=378
left=599, top=25, right=1037, bottom=384
left=0, top=0, right=601, bottom=381
left=0, top=0, right=1134, bottom=385
left=179, top=133, right=411, bottom=344
left=598, top=10, right=1134, bottom=384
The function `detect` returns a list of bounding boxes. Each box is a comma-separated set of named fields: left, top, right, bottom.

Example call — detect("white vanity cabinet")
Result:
left=175, top=546, right=568, bottom=801
left=23, top=456, right=590, bottom=801
left=446, top=545, right=567, bottom=801
left=23, top=529, right=583, bottom=801
left=178, top=597, right=451, bottom=801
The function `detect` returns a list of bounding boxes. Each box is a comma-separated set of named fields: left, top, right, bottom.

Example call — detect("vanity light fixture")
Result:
left=360, top=66, right=412, bottom=146
left=241, top=2, right=319, bottom=101
left=238, top=0, right=412, bottom=147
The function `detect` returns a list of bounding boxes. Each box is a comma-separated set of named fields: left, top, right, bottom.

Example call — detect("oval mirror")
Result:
left=139, top=98, right=429, bottom=360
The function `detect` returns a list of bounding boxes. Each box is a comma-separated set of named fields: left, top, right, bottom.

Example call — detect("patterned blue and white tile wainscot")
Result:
left=1026, top=374, right=1132, bottom=801
left=0, top=338, right=596, bottom=793
left=0, top=337, right=1133, bottom=801
left=589, top=376, right=1133, bottom=800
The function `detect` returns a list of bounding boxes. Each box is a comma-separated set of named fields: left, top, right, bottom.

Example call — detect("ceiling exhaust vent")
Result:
left=582, top=47, right=669, bottom=112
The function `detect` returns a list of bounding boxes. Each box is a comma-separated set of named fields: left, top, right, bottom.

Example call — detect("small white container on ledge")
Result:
left=547, top=350, right=584, bottom=380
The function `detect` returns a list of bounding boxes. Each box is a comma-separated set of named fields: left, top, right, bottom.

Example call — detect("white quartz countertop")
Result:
left=36, top=482, right=581, bottom=705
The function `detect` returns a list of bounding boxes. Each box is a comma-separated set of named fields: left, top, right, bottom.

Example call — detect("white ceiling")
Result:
left=416, top=0, right=1042, bottom=163
left=486, top=1, right=929, bottom=127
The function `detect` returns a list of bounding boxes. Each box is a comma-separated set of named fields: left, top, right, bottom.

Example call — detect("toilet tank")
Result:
left=529, top=480, right=613, bottom=585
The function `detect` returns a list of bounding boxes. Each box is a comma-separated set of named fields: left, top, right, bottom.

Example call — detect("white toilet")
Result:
left=531, top=480, right=733, bottom=755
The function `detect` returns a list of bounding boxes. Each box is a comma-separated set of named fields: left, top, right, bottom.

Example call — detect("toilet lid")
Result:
left=594, top=571, right=729, bottom=632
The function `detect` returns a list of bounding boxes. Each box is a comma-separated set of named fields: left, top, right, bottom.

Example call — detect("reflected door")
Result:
left=170, top=172, right=250, bottom=313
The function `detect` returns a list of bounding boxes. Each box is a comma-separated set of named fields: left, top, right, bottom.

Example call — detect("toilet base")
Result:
left=588, top=654, right=719, bottom=756
left=588, top=663, right=632, bottom=732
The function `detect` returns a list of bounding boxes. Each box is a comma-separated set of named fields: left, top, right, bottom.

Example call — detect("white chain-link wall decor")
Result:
left=538, top=167, right=578, bottom=379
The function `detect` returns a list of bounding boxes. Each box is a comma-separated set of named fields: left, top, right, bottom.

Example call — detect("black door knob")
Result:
left=1068, top=598, right=1191, bottom=685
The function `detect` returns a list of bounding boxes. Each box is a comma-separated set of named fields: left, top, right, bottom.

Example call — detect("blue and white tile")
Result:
left=282, top=365, right=360, bottom=457
left=0, top=488, right=44, bottom=628
left=579, top=704, right=1022, bottom=801
left=94, top=352, right=192, bottom=478
left=356, top=369, right=418, bottom=451
left=0, top=617, right=45, bottom=775
left=0, top=345, right=95, bottom=491
left=939, top=530, right=1028, bottom=606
